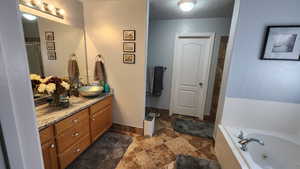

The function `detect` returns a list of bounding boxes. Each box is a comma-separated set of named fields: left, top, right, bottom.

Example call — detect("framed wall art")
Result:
left=123, top=42, right=136, bottom=52
left=123, top=30, right=136, bottom=41
left=123, top=53, right=135, bottom=64
left=47, top=50, right=56, bottom=60
left=261, top=25, right=300, bottom=61
left=46, top=42, right=55, bottom=50
left=45, top=31, right=55, bottom=41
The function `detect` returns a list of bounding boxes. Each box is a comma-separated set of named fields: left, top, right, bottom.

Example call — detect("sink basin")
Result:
left=78, top=86, right=104, bottom=97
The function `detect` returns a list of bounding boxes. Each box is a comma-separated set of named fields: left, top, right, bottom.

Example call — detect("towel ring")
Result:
left=96, top=54, right=104, bottom=63
left=70, top=53, right=77, bottom=60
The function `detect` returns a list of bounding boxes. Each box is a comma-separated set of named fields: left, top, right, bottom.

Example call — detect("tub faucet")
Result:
left=238, top=138, right=264, bottom=151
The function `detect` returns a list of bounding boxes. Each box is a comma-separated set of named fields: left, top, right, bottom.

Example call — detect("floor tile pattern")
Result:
left=115, top=112, right=217, bottom=169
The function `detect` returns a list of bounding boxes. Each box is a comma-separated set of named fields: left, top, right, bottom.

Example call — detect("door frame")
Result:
left=170, top=32, right=216, bottom=119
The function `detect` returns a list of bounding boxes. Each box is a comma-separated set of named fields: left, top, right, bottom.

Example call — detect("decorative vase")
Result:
left=50, top=93, right=61, bottom=107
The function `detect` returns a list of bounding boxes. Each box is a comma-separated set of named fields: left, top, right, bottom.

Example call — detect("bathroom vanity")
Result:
left=20, top=6, right=114, bottom=169
left=37, top=94, right=112, bottom=169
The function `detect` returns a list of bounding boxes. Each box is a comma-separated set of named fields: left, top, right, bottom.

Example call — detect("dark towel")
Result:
left=68, top=59, right=79, bottom=84
left=94, top=61, right=107, bottom=82
left=152, top=66, right=164, bottom=97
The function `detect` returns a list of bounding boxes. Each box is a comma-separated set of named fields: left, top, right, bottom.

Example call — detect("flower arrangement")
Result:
left=30, top=74, right=70, bottom=106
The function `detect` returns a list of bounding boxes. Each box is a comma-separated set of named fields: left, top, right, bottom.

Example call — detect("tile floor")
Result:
left=114, top=112, right=217, bottom=169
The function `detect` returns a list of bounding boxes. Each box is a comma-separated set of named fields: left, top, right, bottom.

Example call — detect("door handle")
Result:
left=199, top=82, right=203, bottom=86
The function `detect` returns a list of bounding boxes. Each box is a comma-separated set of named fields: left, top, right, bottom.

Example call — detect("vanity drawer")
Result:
left=55, top=108, right=89, bottom=134
left=58, top=134, right=90, bottom=169
left=39, top=126, right=55, bottom=144
left=90, top=96, right=112, bottom=115
left=90, top=105, right=112, bottom=142
left=56, top=118, right=90, bottom=153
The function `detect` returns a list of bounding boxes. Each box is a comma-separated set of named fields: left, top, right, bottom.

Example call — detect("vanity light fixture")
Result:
left=178, top=0, right=197, bottom=12
left=20, top=0, right=65, bottom=19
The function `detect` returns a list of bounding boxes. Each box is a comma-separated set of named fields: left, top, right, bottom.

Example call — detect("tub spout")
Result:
left=238, top=138, right=264, bottom=151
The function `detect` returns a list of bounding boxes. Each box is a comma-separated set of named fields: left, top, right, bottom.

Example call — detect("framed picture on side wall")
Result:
left=47, top=50, right=56, bottom=60
left=261, top=25, right=300, bottom=61
left=46, top=42, right=55, bottom=50
left=123, top=53, right=135, bottom=64
left=45, top=31, right=55, bottom=41
left=123, top=30, right=136, bottom=41
left=123, top=42, right=136, bottom=52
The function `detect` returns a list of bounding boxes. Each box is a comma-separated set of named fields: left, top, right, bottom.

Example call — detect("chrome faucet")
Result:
left=238, top=137, right=264, bottom=151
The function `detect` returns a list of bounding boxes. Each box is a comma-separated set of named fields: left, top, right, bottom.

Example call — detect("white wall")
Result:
left=222, top=98, right=300, bottom=135
left=220, top=0, right=300, bottom=136
left=82, top=0, right=148, bottom=128
left=147, top=18, right=232, bottom=115
left=38, top=18, right=87, bottom=82
left=0, top=0, right=44, bottom=168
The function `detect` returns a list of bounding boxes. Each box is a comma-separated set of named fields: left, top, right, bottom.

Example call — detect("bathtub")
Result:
left=215, top=126, right=300, bottom=169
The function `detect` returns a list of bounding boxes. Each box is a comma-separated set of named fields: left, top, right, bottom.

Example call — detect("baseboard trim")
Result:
left=110, top=123, right=144, bottom=136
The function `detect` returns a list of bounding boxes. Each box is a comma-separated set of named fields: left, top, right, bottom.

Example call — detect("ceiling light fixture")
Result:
left=22, top=13, right=37, bottom=21
left=178, top=0, right=197, bottom=12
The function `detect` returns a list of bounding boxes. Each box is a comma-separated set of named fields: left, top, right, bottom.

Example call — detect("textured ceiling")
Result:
left=149, top=0, right=234, bottom=20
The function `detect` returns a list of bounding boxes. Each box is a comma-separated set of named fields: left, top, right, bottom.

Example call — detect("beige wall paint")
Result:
left=38, top=17, right=87, bottom=82
left=82, top=0, right=148, bottom=128
left=20, top=0, right=84, bottom=28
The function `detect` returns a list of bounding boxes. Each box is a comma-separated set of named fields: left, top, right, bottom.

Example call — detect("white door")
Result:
left=171, top=33, right=215, bottom=119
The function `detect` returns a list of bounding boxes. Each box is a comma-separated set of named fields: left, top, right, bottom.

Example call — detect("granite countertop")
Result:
left=36, top=93, right=112, bottom=131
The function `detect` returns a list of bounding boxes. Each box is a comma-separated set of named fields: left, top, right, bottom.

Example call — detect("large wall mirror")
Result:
left=22, top=13, right=88, bottom=83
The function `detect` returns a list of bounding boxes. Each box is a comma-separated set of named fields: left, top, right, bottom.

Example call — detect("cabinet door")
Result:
left=41, top=140, right=59, bottom=169
left=90, top=105, right=112, bottom=142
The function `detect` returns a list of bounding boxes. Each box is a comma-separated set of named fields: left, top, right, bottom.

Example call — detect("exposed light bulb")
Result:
left=178, top=0, right=196, bottom=12
left=47, top=4, right=55, bottom=13
left=22, top=13, right=37, bottom=21
left=32, top=0, right=42, bottom=8
left=57, top=9, right=65, bottom=15
left=23, top=0, right=32, bottom=6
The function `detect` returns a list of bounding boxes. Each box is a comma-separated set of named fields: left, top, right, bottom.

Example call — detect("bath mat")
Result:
left=172, top=118, right=214, bottom=139
left=176, top=155, right=221, bottom=169
left=66, top=132, right=132, bottom=169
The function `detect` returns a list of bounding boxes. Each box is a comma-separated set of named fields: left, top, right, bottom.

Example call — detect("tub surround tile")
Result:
left=36, top=93, right=112, bottom=130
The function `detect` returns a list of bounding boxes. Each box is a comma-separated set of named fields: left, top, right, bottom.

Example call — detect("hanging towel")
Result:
left=146, top=66, right=154, bottom=96
left=94, top=60, right=107, bottom=82
left=68, top=59, right=80, bottom=84
left=152, top=66, right=165, bottom=97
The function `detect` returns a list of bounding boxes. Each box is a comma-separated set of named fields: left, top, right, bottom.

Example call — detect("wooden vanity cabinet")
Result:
left=90, top=105, right=112, bottom=142
left=90, top=96, right=112, bottom=142
left=39, top=126, right=59, bottom=169
left=38, top=96, right=112, bottom=169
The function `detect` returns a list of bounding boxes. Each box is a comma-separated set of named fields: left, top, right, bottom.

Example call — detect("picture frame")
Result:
left=46, top=42, right=55, bottom=50
left=45, top=31, right=54, bottom=41
left=261, top=25, right=300, bottom=61
left=47, top=50, right=56, bottom=60
left=123, top=30, right=136, bottom=41
left=123, top=42, right=136, bottom=52
left=123, top=53, right=135, bottom=64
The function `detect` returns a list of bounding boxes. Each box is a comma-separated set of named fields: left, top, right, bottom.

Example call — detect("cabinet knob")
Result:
left=92, top=118, right=95, bottom=121
left=73, top=132, right=80, bottom=137
left=75, top=148, right=80, bottom=153
left=73, top=119, right=79, bottom=123
left=50, top=144, right=55, bottom=148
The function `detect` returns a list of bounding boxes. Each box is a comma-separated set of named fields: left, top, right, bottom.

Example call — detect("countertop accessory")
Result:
left=78, top=86, right=104, bottom=97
